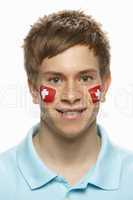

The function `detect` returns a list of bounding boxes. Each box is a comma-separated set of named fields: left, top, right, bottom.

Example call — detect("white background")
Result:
left=0, top=0, right=133, bottom=152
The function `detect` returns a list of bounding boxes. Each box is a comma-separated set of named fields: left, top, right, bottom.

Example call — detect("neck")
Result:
left=33, top=120, right=101, bottom=170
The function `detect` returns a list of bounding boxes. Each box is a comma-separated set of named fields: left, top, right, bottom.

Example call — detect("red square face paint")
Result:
left=40, top=85, right=56, bottom=103
left=88, top=85, right=102, bottom=103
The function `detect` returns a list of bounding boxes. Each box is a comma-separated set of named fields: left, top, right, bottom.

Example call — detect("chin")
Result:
left=41, top=109, right=97, bottom=140
left=58, top=132, right=83, bottom=141
left=54, top=125, right=89, bottom=141
left=56, top=116, right=97, bottom=140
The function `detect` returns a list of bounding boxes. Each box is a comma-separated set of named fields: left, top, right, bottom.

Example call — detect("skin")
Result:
left=28, top=45, right=111, bottom=186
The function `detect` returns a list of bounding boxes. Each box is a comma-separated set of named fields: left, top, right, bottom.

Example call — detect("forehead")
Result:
left=40, top=45, right=100, bottom=75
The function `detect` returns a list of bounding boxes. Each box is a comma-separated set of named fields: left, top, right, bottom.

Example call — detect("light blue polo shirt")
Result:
left=0, top=124, right=133, bottom=199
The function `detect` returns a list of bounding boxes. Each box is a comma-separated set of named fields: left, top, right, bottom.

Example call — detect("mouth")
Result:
left=55, top=108, right=87, bottom=120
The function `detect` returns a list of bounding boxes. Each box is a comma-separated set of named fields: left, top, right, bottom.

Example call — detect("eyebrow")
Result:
left=41, top=69, right=98, bottom=76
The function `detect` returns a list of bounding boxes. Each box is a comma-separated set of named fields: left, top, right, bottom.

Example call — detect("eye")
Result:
left=48, top=76, right=62, bottom=84
left=80, top=74, right=94, bottom=82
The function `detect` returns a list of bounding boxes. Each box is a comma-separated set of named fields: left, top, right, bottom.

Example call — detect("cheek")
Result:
left=40, top=85, right=56, bottom=103
left=39, top=84, right=102, bottom=104
left=88, top=84, right=102, bottom=104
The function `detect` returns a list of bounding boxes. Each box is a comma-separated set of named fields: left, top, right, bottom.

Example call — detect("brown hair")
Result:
left=23, top=9, right=111, bottom=84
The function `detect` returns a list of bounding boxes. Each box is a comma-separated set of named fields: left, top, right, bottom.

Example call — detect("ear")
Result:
left=27, top=79, right=40, bottom=104
left=100, top=75, right=111, bottom=102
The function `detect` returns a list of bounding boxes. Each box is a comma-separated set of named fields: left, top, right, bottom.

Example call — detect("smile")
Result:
left=56, top=108, right=87, bottom=120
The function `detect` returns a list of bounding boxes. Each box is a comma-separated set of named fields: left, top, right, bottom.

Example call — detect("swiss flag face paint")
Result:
left=88, top=85, right=102, bottom=103
left=40, top=85, right=56, bottom=103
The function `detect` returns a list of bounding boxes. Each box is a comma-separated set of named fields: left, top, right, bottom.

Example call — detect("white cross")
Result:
left=41, top=88, right=49, bottom=99
left=95, top=89, right=101, bottom=100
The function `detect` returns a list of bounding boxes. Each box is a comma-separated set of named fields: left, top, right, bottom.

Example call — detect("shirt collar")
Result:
left=81, top=125, right=122, bottom=190
left=16, top=123, right=57, bottom=190
left=16, top=123, right=122, bottom=190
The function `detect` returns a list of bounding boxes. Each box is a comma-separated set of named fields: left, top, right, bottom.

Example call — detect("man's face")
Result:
left=30, top=45, right=109, bottom=139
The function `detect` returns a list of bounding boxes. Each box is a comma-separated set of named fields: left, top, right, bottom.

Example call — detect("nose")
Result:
left=61, top=80, right=82, bottom=105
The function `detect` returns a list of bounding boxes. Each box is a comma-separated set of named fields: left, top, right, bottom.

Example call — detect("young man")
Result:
left=0, top=10, right=133, bottom=199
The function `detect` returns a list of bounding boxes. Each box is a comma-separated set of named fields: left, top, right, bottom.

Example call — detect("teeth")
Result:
left=62, top=111, right=81, bottom=115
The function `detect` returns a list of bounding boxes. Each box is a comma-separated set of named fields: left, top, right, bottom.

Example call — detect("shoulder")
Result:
left=116, top=145, right=133, bottom=167
left=0, top=146, right=19, bottom=198
left=99, top=124, right=133, bottom=174
left=115, top=145, right=133, bottom=189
